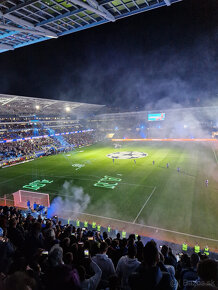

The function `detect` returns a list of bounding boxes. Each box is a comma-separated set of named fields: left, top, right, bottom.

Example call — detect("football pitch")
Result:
left=1, top=141, right=218, bottom=250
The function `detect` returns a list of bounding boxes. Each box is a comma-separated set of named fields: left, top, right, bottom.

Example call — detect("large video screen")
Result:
left=148, top=113, right=165, bottom=121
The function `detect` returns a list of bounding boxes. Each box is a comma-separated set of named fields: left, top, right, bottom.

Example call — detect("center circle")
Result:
left=107, top=151, right=148, bottom=159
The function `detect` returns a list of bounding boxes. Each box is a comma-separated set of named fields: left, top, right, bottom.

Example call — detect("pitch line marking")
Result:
left=133, top=186, right=156, bottom=223
left=211, top=145, right=218, bottom=164
left=63, top=210, right=218, bottom=242
left=0, top=175, right=22, bottom=185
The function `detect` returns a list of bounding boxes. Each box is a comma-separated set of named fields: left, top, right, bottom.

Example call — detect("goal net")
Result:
left=13, top=190, right=50, bottom=209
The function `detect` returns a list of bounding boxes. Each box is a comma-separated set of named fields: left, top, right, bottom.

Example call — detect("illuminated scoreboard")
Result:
left=148, top=113, right=165, bottom=121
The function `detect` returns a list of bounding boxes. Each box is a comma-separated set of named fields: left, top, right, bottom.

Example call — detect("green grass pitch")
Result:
left=1, top=141, right=218, bottom=248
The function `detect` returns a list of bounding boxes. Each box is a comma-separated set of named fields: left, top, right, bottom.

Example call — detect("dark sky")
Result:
left=0, top=0, right=217, bottom=111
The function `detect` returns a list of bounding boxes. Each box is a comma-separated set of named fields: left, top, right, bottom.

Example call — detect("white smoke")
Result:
left=47, top=181, right=90, bottom=218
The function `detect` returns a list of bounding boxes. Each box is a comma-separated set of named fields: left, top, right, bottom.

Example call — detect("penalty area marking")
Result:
left=133, top=186, right=156, bottom=223
left=63, top=209, right=218, bottom=243
left=211, top=145, right=218, bottom=164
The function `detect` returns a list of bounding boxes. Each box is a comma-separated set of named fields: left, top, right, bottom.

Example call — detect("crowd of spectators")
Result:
left=0, top=123, right=83, bottom=140
left=0, top=131, right=97, bottom=167
left=0, top=138, right=59, bottom=164
left=0, top=206, right=217, bottom=290
left=64, top=132, right=96, bottom=147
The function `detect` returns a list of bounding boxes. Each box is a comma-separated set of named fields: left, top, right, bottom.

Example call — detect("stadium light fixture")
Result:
left=65, top=107, right=71, bottom=112
left=35, top=105, right=40, bottom=110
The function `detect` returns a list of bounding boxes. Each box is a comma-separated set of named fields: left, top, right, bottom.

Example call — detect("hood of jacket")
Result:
left=133, top=265, right=163, bottom=287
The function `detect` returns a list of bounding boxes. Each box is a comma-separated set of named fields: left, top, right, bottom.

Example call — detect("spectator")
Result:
left=0, top=204, right=217, bottom=290
left=107, top=239, right=121, bottom=267
left=25, top=222, right=44, bottom=260
left=2, top=271, right=37, bottom=290
left=129, top=241, right=173, bottom=290
left=60, top=237, right=71, bottom=255
left=168, top=248, right=177, bottom=265
left=45, top=244, right=81, bottom=290
left=92, top=241, right=115, bottom=288
left=47, top=244, right=63, bottom=267
left=78, top=259, right=102, bottom=290
left=116, top=244, right=141, bottom=290
left=0, top=227, right=14, bottom=274
left=181, top=253, right=200, bottom=290
left=161, top=245, right=177, bottom=269
left=7, top=218, right=25, bottom=250
left=64, top=252, right=74, bottom=268
left=196, top=259, right=218, bottom=288
left=135, top=237, right=143, bottom=262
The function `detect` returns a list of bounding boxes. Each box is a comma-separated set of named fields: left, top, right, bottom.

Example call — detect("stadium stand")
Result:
left=0, top=128, right=96, bottom=168
left=0, top=96, right=218, bottom=289
left=0, top=206, right=217, bottom=290
left=0, top=95, right=105, bottom=168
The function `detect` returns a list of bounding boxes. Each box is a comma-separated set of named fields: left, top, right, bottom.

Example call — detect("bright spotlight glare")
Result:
left=65, top=107, right=71, bottom=112
left=35, top=105, right=40, bottom=110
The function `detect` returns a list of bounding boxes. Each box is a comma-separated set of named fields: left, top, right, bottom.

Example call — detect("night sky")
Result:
left=0, top=0, right=217, bottom=111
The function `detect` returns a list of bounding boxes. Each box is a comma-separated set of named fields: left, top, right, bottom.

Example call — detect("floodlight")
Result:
left=65, top=107, right=71, bottom=112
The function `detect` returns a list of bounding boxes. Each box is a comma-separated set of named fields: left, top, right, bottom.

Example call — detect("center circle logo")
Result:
left=107, top=151, right=148, bottom=159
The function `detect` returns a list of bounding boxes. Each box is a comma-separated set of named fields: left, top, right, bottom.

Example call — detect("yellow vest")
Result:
left=194, top=245, right=200, bottom=253
left=122, top=231, right=126, bottom=238
left=204, top=247, right=209, bottom=256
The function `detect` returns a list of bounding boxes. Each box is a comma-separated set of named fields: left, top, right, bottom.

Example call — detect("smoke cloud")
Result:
left=0, top=0, right=217, bottom=112
left=54, top=27, right=218, bottom=111
left=47, top=181, right=90, bottom=218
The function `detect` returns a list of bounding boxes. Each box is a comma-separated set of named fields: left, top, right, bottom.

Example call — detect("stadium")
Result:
left=0, top=0, right=218, bottom=289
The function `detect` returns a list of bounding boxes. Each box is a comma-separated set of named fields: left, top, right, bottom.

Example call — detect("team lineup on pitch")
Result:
left=0, top=141, right=218, bottom=249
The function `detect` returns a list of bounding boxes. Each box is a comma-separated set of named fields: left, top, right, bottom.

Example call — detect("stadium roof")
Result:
left=0, top=0, right=181, bottom=53
left=96, top=106, right=218, bottom=120
left=0, top=94, right=104, bottom=116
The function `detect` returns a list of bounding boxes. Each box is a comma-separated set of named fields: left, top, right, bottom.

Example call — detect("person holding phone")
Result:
left=78, top=259, right=102, bottom=290
left=84, top=249, right=89, bottom=257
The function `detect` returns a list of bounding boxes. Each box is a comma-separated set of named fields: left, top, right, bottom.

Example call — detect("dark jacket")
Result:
left=7, top=227, right=25, bottom=249
left=129, top=264, right=173, bottom=290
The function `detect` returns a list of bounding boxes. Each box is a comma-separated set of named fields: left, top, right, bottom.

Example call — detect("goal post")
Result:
left=12, top=190, right=50, bottom=209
